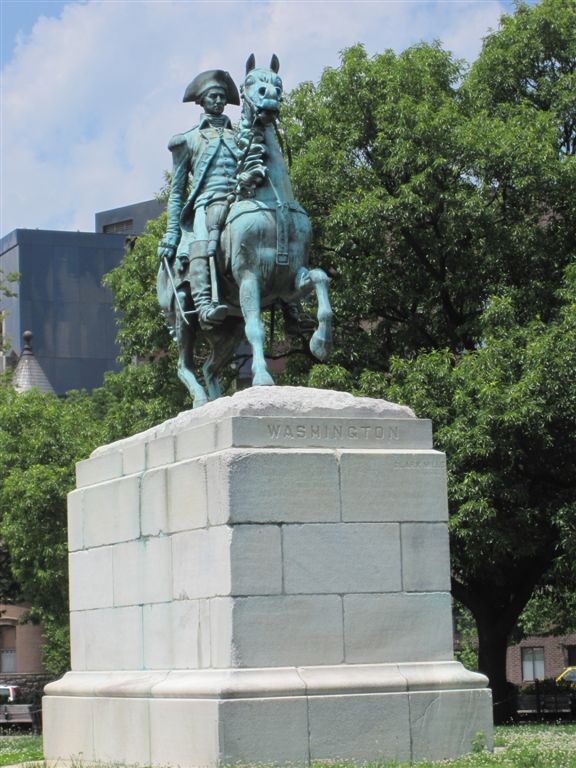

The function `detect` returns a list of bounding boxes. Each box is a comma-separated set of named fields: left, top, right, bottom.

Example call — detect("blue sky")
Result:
left=1, top=1, right=75, bottom=67
left=1, top=0, right=531, bottom=237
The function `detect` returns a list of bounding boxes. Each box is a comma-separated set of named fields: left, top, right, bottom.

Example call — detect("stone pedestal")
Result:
left=43, top=387, right=492, bottom=766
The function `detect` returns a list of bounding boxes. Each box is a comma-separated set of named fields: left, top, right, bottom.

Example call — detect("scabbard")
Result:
left=208, top=254, right=220, bottom=304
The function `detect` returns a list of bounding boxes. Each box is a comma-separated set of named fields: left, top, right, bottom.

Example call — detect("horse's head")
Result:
left=241, top=54, right=283, bottom=125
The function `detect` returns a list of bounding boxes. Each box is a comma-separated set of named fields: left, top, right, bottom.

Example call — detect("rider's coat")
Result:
left=164, top=114, right=239, bottom=247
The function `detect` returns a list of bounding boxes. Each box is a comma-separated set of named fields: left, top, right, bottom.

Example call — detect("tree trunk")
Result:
left=476, top=615, right=516, bottom=724
left=452, top=551, right=557, bottom=724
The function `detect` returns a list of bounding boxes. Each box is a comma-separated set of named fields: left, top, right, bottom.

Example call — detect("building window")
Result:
left=103, top=219, right=134, bottom=234
left=567, top=645, right=576, bottom=666
left=0, top=625, right=16, bottom=673
left=522, top=647, right=545, bottom=681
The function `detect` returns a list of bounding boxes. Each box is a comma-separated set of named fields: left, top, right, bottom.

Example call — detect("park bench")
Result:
left=516, top=692, right=575, bottom=716
left=0, top=703, right=38, bottom=731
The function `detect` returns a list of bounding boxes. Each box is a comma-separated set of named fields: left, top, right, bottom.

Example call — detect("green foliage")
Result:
left=96, top=361, right=188, bottom=440
left=0, top=547, right=19, bottom=603
left=284, top=3, right=575, bottom=374
left=368, top=266, right=575, bottom=715
left=517, top=578, right=576, bottom=638
left=41, top=617, right=71, bottom=678
left=471, top=731, right=488, bottom=753
left=278, top=1, right=576, bottom=717
left=0, top=269, right=19, bottom=352
left=102, top=215, right=173, bottom=366
left=388, top=289, right=575, bottom=582
left=2, top=464, right=70, bottom=619
left=454, top=603, right=479, bottom=672
left=0, top=387, right=107, bottom=640
left=308, top=363, right=355, bottom=392
left=0, top=270, right=18, bottom=300
left=522, top=677, right=574, bottom=694
left=466, top=0, right=576, bottom=155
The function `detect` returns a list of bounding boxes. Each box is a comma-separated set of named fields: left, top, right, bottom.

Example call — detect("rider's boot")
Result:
left=189, top=240, right=228, bottom=330
left=281, top=300, right=317, bottom=336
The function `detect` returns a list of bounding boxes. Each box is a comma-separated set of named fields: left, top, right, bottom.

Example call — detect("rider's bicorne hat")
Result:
left=183, top=70, right=240, bottom=105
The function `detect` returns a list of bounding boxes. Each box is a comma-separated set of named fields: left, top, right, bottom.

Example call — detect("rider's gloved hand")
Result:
left=158, top=236, right=178, bottom=263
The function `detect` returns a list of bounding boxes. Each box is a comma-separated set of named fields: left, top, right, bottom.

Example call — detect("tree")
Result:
left=102, top=216, right=173, bottom=367
left=285, top=0, right=575, bottom=721
left=0, top=360, right=193, bottom=675
left=283, top=2, right=574, bottom=371
left=465, top=0, right=576, bottom=157
left=515, top=550, right=576, bottom=638
left=310, top=265, right=576, bottom=720
left=386, top=270, right=575, bottom=720
left=0, top=386, right=108, bottom=673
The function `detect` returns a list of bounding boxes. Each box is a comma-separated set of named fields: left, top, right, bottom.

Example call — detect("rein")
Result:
left=272, top=118, right=292, bottom=168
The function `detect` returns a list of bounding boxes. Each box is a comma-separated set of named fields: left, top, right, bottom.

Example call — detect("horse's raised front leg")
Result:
left=295, top=267, right=333, bottom=361
left=175, top=293, right=209, bottom=408
left=240, top=272, right=275, bottom=386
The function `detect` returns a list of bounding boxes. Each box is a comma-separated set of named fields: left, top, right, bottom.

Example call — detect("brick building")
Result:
left=0, top=603, right=50, bottom=703
left=507, top=634, right=576, bottom=686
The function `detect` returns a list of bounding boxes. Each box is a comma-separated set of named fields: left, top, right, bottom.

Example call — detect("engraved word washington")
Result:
left=266, top=422, right=401, bottom=441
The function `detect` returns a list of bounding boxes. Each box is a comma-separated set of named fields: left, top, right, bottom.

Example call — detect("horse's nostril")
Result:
left=258, top=86, right=267, bottom=96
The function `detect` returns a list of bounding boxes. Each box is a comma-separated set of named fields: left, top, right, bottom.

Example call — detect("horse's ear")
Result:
left=246, top=54, right=256, bottom=74
left=270, top=54, right=280, bottom=73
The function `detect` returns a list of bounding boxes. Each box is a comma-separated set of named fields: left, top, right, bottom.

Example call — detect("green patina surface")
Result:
left=156, top=56, right=333, bottom=407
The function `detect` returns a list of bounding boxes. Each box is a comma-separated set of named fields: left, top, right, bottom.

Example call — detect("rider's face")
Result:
left=202, top=88, right=227, bottom=115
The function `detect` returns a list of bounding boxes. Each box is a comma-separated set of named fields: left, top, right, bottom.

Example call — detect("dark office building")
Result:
left=0, top=200, right=165, bottom=395
left=0, top=229, right=126, bottom=394
left=95, top=199, right=165, bottom=235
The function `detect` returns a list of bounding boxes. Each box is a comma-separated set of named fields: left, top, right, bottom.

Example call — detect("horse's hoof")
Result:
left=252, top=372, right=275, bottom=387
left=310, top=333, right=332, bottom=361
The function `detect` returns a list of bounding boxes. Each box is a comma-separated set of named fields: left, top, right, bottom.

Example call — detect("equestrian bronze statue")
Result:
left=157, top=55, right=333, bottom=407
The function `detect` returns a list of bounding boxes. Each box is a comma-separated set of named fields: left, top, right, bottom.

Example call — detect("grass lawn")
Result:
left=0, top=723, right=574, bottom=766
left=0, top=732, right=42, bottom=766
left=395, top=723, right=576, bottom=767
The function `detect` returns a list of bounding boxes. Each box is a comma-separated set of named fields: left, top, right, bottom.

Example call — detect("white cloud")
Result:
left=440, top=3, right=505, bottom=62
left=1, top=0, right=508, bottom=236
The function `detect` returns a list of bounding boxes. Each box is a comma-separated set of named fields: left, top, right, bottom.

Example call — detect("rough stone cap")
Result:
left=193, top=386, right=415, bottom=421
left=91, top=386, right=415, bottom=458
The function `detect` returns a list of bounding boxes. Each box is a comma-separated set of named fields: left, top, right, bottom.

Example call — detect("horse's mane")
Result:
left=235, top=98, right=267, bottom=198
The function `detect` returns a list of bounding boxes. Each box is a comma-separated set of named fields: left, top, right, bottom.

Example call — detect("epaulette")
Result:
left=167, top=132, right=186, bottom=151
